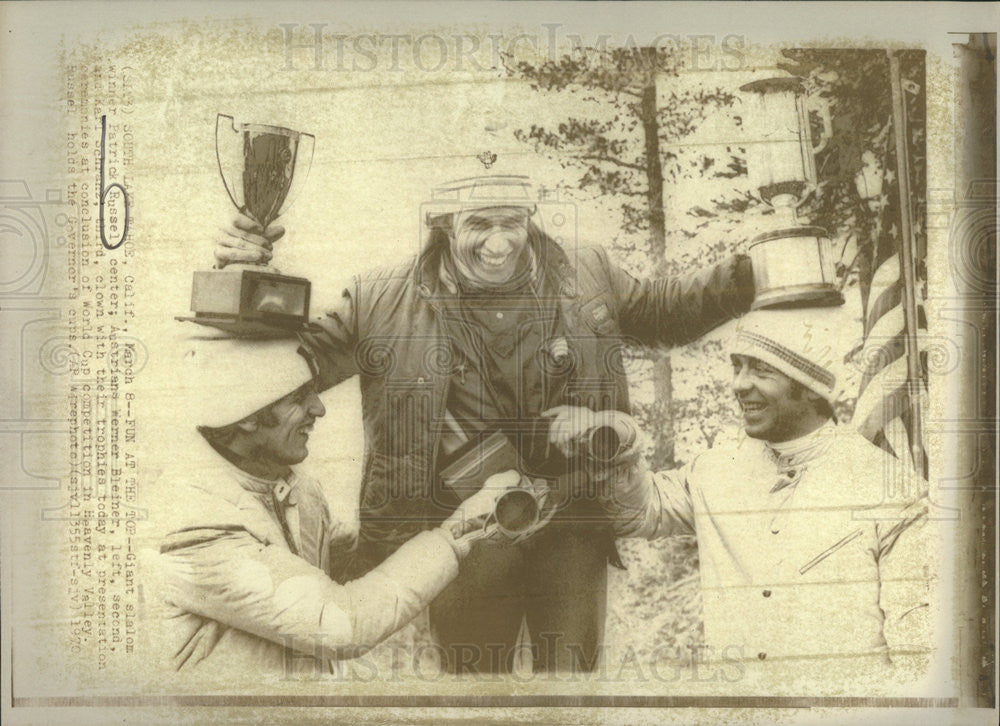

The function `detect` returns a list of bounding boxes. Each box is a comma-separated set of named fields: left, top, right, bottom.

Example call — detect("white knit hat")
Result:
left=730, top=308, right=841, bottom=404
left=422, top=176, right=539, bottom=222
left=176, top=330, right=318, bottom=428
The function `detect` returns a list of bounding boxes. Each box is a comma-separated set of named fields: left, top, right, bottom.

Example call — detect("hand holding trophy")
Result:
left=178, top=114, right=316, bottom=336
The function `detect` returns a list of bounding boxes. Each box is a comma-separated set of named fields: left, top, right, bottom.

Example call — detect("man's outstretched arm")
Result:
left=302, top=284, right=362, bottom=391
left=155, top=471, right=543, bottom=664
left=159, top=525, right=458, bottom=662
left=597, top=246, right=755, bottom=347
left=543, top=405, right=697, bottom=539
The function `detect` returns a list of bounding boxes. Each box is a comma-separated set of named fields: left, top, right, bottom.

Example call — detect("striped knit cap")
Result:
left=730, top=308, right=841, bottom=404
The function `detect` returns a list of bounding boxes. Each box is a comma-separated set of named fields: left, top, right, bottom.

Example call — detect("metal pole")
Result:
left=887, top=50, right=926, bottom=475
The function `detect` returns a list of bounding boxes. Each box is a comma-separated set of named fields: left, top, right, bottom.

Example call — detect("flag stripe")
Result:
left=868, top=253, right=901, bottom=305
left=883, top=417, right=917, bottom=479
left=859, top=330, right=907, bottom=394
left=854, top=355, right=909, bottom=433
left=865, top=279, right=902, bottom=336
left=858, top=305, right=906, bottom=394
left=856, top=373, right=910, bottom=444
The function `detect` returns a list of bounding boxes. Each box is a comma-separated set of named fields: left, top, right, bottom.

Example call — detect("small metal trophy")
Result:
left=179, top=114, right=315, bottom=335
left=740, top=76, right=844, bottom=309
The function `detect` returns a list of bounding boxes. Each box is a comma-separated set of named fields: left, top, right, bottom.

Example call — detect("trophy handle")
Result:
left=215, top=114, right=245, bottom=214
left=806, top=96, right=833, bottom=156
left=278, top=131, right=315, bottom=219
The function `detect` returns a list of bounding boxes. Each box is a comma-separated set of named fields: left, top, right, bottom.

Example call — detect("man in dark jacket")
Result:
left=215, top=175, right=755, bottom=673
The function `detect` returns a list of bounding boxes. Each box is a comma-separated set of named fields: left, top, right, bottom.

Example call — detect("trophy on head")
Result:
left=740, top=75, right=844, bottom=309
left=178, top=114, right=315, bottom=336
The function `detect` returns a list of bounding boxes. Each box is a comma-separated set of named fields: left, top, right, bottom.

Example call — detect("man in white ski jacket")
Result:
left=547, top=308, right=933, bottom=672
left=150, top=333, right=543, bottom=677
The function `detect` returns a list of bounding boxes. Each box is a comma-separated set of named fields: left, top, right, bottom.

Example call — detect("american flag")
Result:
left=852, top=52, right=928, bottom=480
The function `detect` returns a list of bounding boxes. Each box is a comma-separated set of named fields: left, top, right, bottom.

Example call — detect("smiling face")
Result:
left=730, top=354, right=827, bottom=443
left=245, top=382, right=326, bottom=467
left=450, top=207, right=532, bottom=286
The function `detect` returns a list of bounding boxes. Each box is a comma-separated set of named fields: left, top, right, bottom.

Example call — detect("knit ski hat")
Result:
left=730, top=308, right=841, bottom=404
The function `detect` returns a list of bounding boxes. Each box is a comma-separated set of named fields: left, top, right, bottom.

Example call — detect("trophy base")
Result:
left=175, top=314, right=308, bottom=338
left=751, top=287, right=845, bottom=310
left=749, top=226, right=844, bottom=310
left=757, top=180, right=812, bottom=207
left=181, top=268, right=311, bottom=336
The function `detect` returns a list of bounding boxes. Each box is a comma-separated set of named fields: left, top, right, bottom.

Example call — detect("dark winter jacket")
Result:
left=306, top=229, right=753, bottom=574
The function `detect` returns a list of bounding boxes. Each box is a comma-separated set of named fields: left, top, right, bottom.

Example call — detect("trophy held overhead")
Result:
left=176, top=114, right=315, bottom=338
left=739, top=75, right=844, bottom=310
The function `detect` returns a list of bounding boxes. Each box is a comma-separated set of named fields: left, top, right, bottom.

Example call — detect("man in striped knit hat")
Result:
left=548, top=307, right=934, bottom=676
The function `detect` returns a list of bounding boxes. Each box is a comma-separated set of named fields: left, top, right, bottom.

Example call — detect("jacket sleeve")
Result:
left=302, top=281, right=362, bottom=391
left=634, top=467, right=698, bottom=539
left=605, top=450, right=697, bottom=539
left=602, top=248, right=754, bottom=347
left=579, top=411, right=695, bottom=539
left=159, top=527, right=459, bottom=661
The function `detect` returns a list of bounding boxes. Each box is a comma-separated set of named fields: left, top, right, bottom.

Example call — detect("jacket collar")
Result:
left=198, top=432, right=297, bottom=502
left=765, top=419, right=838, bottom=465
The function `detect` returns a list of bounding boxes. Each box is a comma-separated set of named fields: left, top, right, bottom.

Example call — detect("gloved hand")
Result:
left=541, top=404, right=601, bottom=459
left=599, top=445, right=656, bottom=537
left=541, top=405, right=654, bottom=536
left=438, top=470, right=549, bottom=557
left=541, top=405, right=640, bottom=468
left=214, top=211, right=283, bottom=271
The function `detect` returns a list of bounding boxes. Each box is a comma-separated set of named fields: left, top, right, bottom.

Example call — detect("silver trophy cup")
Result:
left=180, top=115, right=316, bottom=335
